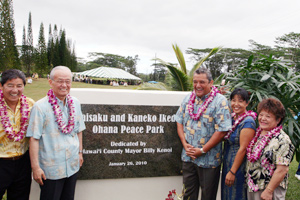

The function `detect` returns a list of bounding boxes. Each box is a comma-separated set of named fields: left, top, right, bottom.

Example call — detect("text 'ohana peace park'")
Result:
left=83, top=113, right=176, bottom=134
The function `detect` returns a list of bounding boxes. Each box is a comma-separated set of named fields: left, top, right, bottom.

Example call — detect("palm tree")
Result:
left=157, top=44, right=222, bottom=91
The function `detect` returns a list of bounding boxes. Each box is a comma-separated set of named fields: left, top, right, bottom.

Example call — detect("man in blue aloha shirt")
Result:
left=27, top=66, right=85, bottom=200
left=175, top=67, right=232, bottom=200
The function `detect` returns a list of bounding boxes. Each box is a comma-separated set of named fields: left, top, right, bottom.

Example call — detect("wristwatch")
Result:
left=200, top=148, right=206, bottom=155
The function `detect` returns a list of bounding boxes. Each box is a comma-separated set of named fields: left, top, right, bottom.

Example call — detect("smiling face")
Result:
left=258, top=110, right=281, bottom=131
left=193, top=73, right=213, bottom=98
left=231, top=94, right=249, bottom=116
left=0, top=78, right=24, bottom=108
left=49, top=69, right=72, bottom=101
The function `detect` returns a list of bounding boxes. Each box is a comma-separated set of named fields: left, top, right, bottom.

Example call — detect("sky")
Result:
left=13, top=0, right=300, bottom=74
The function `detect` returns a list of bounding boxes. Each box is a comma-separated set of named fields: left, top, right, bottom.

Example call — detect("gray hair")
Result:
left=194, top=67, right=213, bottom=82
left=50, top=66, right=72, bottom=80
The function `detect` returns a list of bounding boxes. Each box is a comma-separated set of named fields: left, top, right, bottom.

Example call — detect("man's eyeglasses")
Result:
left=52, top=79, right=72, bottom=85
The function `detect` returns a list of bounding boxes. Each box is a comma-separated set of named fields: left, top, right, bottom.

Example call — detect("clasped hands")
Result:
left=184, top=143, right=203, bottom=159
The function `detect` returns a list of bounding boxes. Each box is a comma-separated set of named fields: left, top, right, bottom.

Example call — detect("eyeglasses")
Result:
left=52, top=79, right=72, bottom=85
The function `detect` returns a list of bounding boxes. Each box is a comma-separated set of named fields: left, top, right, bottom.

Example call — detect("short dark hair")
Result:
left=194, top=67, right=213, bottom=82
left=257, top=98, right=286, bottom=126
left=230, top=88, right=250, bottom=103
left=1, top=69, right=26, bottom=86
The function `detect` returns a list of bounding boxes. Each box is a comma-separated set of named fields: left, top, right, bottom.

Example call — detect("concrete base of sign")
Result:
left=30, top=176, right=221, bottom=200
left=29, top=88, right=222, bottom=200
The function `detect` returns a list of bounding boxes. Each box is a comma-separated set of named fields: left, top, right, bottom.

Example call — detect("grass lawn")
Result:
left=23, top=78, right=138, bottom=101
left=286, top=157, right=300, bottom=199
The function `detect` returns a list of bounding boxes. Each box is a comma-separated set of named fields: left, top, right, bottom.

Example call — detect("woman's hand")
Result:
left=225, top=171, right=236, bottom=187
left=260, top=165, right=288, bottom=200
left=261, top=188, right=273, bottom=200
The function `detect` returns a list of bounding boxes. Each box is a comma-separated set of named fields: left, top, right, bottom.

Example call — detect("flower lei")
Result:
left=224, top=110, right=257, bottom=139
left=187, top=86, right=219, bottom=121
left=246, top=125, right=282, bottom=191
left=47, top=89, right=75, bottom=134
left=0, top=89, right=30, bottom=141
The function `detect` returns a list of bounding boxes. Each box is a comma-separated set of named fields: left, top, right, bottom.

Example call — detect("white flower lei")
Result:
left=47, top=89, right=75, bottom=134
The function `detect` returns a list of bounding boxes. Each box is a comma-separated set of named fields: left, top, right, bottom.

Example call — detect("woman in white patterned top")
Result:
left=246, top=98, right=294, bottom=200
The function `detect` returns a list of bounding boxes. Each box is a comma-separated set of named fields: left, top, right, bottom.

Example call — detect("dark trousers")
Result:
left=0, top=151, right=32, bottom=200
left=296, top=160, right=300, bottom=175
left=40, top=172, right=78, bottom=200
left=182, top=162, right=220, bottom=200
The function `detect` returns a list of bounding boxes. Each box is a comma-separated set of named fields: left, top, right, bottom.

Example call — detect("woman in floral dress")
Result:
left=246, top=98, right=294, bottom=200
left=221, top=88, right=256, bottom=200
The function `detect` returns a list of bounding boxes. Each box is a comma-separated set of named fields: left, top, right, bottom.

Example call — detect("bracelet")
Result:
left=266, top=187, right=273, bottom=193
left=229, top=169, right=236, bottom=176
left=200, top=148, right=206, bottom=154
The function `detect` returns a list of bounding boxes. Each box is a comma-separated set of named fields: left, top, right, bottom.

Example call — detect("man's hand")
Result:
left=79, top=153, right=84, bottom=167
left=32, top=167, right=46, bottom=186
left=183, top=143, right=196, bottom=159
left=183, top=143, right=193, bottom=153
left=185, top=147, right=203, bottom=159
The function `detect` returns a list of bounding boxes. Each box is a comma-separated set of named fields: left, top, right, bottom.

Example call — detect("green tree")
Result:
left=138, top=73, right=151, bottom=82
left=76, top=61, right=86, bottom=72
left=275, top=32, right=300, bottom=71
left=48, top=27, right=77, bottom=71
left=150, top=62, right=167, bottom=82
left=88, top=52, right=124, bottom=68
left=23, top=12, right=34, bottom=76
left=187, top=47, right=251, bottom=74
left=248, top=39, right=280, bottom=57
left=59, top=29, right=67, bottom=66
left=86, top=52, right=138, bottom=74
left=124, top=55, right=139, bottom=75
left=0, top=0, right=20, bottom=70
left=47, top=24, right=54, bottom=68
left=21, top=26, right=28, bottom=71
left=87, top=54, right=109, bottom=68
left=69, top=43, right=78, bottom=72
left=218, top=55, right=300, bottom=159
left=52, top=25, right=61, bottom=67
left=35, top=22, right=48, bottom=77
